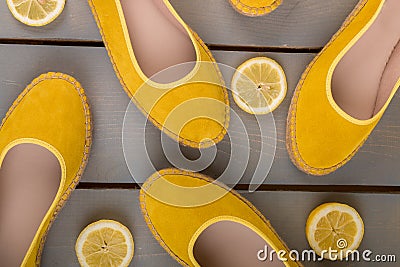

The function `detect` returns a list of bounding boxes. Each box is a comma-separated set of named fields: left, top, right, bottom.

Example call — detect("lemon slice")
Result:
left=7, top=0, right=65, bottom=27
left=75, top=220, right=134, bottom=267
left=231, top=57, right=287, bottom=114
left=306, top=203, right=364, bottom=261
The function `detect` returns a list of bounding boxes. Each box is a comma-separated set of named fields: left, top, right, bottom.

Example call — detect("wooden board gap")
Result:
left=0, top=38, right=104, bottom=47
left=76, top=182, right=400, bottom=194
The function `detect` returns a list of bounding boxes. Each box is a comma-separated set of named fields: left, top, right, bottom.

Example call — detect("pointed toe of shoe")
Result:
left=286, top=99, right=377, bottom=175
left=145, top=79, right=230, bottom=148
left=0, top=73, right=91, bottom=172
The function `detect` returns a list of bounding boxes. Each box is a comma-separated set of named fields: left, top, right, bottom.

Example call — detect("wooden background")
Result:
left=0, top=0, right=398, bottom=266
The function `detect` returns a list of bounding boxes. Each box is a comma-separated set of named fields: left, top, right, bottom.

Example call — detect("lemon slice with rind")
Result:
left=231, top=57, right=287, bottom=114
left=75, top=220, right=134, bottom=267
left=306, top=203, right=364, bottom=261
left=7, top=0, right=65, bottom=27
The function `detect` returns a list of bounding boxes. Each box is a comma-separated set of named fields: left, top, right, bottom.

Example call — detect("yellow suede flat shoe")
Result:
left=88, top=0, right=229, bottom=148
left=229, top=0, right=282, bottom=16
left=0, top=72, right=92, bottom=266
left=286, top=0, right=400, bottom=175
left=140, top=169, right=302, bottom=267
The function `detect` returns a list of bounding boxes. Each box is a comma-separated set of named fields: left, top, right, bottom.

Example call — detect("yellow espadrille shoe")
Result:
left=229, top=0, right=282, bottom=16
left=0, top=73, right=91, bottom=266
left=140, top=169, right=302, bottom=267
left=88, top=0, right=229, bottom=149
left=287, top=0, right=400, bottom=175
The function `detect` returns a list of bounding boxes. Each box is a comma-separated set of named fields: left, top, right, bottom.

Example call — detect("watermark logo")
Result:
left=336, top=238, right=348, bottom=249
left=257, top=240, right=397, bottom=263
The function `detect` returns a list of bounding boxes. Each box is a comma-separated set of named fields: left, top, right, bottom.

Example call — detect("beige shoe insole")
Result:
left=193, top=221, right=285, bottom=267
left=0, top=143, right=60, bottom=266
left=332, top=0, right=400, bottom=120
left=121, top=0, right=196, bottom=84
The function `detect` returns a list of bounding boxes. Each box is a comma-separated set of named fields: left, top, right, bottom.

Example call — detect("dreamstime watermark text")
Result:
left=257, top=239, right=397, bottom=263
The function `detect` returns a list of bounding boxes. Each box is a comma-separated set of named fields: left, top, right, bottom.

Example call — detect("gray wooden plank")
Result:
left=0, top=0, right=359, bottom=47
left=0, top=0, right=101, bottom=42
left=1, top=44, right=400, bottom=185
left=41, top=189, right=400, bottom=266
